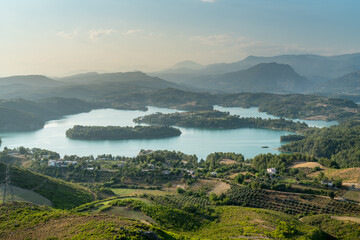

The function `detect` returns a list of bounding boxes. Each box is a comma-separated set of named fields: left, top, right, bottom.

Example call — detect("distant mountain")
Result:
left=313, top=71, right=360, bottom=95
left=0, top=72, right=187, bottom=100
left=188, top=62, right=311, bottom=93
left=170, top=61, right=204, bottom=71
left=154, top=53, right=360, bottom=84
left=0, top=75, right=62, bottom=87
left=58, top=71, right=181, bottom=86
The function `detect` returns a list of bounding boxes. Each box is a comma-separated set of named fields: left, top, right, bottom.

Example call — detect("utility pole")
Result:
left=2, top=164, right=14, bottom=203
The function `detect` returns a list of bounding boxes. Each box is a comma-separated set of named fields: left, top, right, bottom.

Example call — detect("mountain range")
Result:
left=155, top=53, right=360, bottom=84
left=0, top=53, right=359, bottom=101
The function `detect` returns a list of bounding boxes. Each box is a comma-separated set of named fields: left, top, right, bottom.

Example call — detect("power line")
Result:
left=2, top=164, right=14, bottom=203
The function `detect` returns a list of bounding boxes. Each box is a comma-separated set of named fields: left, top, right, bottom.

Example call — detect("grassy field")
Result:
left=308, top=168, right=360, bottom=184
left=110, top=188, right=170, bottom=196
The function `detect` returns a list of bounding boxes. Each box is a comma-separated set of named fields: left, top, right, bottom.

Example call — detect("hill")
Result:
left=0, top=72, right=187, bottom=100
left=170, top=61, right=204, bottom=71
left=313, top=71, right=360, bottom=96
left=0, top=162, right=93, bottom=209
left=282, top=121, right=360, bottom=168
left=302, top=214, right=360, bottom=240
left=0, top=200, right=332, bottom=240
left=58, top=71, right=183, bottom=88
left=0, top=75, right=67, bottom=100
left=189, top=62, right=311, bottom=93
left=0, top=106, right=44, bottom=131
left=0, top=75, right=62, bottom=87
left=0, top=202, right=175, bottom=240
left=0, top=98, right=94, bottom=131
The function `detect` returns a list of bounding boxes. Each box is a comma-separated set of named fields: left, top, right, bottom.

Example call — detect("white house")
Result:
left=267, top=168, right=277, bottom=175
left=321, top=180, right=333, bottom=187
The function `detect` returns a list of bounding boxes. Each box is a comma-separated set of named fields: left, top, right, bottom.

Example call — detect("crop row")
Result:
left=227, top=186, right=360, bottom=216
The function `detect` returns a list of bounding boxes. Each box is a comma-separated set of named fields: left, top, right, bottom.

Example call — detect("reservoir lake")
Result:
left=0, top=106, right=337, bottom=160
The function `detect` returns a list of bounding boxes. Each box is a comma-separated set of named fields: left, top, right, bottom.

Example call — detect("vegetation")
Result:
left=1, top=88, right=359, bottom=132
left=184, top=206, right=331, bottom=240
left=134, top=110, right=309, bottom=132
left=0, top=98, right=93, bottom=131
left=251, top=153, right=317, bottom=174
left=0, top=202, right=179, bottom=240
left=281, top=134, right=305, bottom=142
left=0, top=162, right=93, bottom=209
left=282, top=121, right=360, bottom=167
left=66, top=125, right=181, bottom=140
left=302, top=214, right=360, bottom=240
left=227, top=185, right=360, bottom=216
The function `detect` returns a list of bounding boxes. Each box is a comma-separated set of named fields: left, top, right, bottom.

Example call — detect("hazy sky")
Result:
left=1, top=0, right=359, bottom=76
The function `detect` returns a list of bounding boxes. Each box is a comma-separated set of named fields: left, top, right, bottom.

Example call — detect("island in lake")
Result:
left=134, top=110, right=309, bottom=132
left=66, top=125, right=181, bottom=140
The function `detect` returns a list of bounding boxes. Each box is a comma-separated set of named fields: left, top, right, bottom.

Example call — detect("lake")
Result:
left=0, top=106, right=337, bottom=160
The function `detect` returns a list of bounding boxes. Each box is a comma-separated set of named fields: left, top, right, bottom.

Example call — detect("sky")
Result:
left=1, top=0, right=360, bottom=76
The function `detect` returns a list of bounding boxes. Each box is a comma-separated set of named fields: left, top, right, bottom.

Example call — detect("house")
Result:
left=162, top=170, right=170, bottom=175
left=147, top=164, right=155, bottom=169
left=321, top=180, right=333, bottom=187
left=48, top=160, right=58, bottom=167
left=186, top=169, right=195, bottom=175
left=211, top=172, right=218, bottom=177
left=267, top=168, right=277, bottom=175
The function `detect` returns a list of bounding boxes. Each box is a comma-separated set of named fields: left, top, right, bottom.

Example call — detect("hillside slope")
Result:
left=0, top=162, right=93, bottom=209
left=313, top=71, right=360, bottom=96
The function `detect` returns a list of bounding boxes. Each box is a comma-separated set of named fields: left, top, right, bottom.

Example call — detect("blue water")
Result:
left=0, top=106, right=336, bottom=160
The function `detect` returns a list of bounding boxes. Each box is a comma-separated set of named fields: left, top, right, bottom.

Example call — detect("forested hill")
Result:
left=0, top=98, right=94, bottom=131
left=1, top=90, right=360, bottom=131
left=282, top=121, right=360, bottom=168
left=134, top=110, right=309, bottom=132
left=66, top=125, right=182, bottom=140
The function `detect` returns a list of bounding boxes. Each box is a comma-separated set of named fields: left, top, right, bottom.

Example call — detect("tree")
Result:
left=333, top=179, right=342, bottom=188
left=177, top=188, right=185, bottom=194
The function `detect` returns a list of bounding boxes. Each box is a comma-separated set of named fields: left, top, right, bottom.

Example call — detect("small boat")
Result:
left=261, top=146, right=269, bottom=148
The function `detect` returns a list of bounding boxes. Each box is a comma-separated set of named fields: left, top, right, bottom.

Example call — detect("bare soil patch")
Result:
left=219, top=159, right=238, bottom=165
left=290, top=162, right=326, bottom=169
left=331, top=216, right=360, bottom=224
